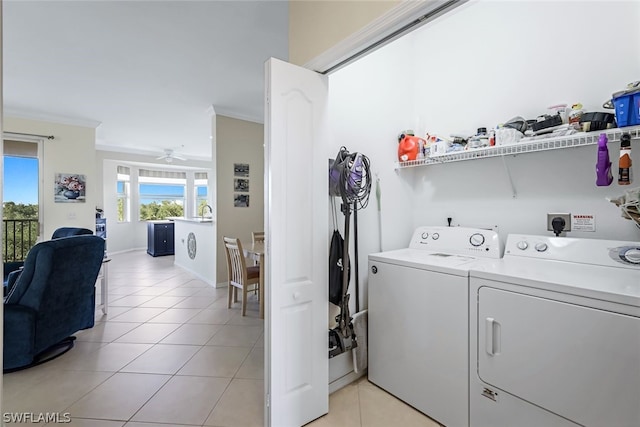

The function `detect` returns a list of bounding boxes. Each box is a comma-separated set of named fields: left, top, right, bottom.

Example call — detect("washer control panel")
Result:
left=506, top=234, right=640, bottom=269
left=610, top=246, right=640, bottom=265
left=409, top=226, right=501, bottom=259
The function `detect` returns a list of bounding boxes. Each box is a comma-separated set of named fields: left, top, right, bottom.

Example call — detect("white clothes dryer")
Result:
left=469, top=234, right=640, bottom=427
left=368, top=226, right=501, bottom=427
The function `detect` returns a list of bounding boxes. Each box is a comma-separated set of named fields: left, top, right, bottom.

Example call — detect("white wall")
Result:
left=328, top=0, right=640, bottom=314
left=328, top=30, right=418, bottom=312
left=409, top=0, right=640, bottom=241
left=4, top=116, right=98, bottom=239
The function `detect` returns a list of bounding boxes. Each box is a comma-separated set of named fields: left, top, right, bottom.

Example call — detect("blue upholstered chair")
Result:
left=51, top=227, right=94, bottom=239
left=3, top=235, right=105, bottom=372
left=3, top=262, right=25, bottom=288
left=3, top=227, right=94, bottom=292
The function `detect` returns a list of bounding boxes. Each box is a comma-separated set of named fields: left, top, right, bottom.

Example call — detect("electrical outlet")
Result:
left=547, top=213, right=571, bottom=233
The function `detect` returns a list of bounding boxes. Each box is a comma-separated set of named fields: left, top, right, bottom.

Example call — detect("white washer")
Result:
left=469, top=234, right=640, bottom=427
left=368, top=226, right=501, bottom=427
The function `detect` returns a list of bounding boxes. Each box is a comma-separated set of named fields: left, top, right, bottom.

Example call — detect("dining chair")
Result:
left=252, top=231, right=265, bottom=243
left=250, top=231, right=265, bottom=267
left=223, top=236, right=260, bottom=316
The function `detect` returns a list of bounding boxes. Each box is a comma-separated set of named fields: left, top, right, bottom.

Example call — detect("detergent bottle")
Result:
left=619, top=132, right=633, bottom=185
left=398, top=132, right=426, bottom=162
left=596, top=133, right=613, bottom=186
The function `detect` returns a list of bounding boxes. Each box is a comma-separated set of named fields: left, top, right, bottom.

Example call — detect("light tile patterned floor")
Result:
left=3, top=250, right=440, bottom=427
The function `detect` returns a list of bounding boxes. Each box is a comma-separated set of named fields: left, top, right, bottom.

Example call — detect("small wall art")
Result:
left=234, top=178, right=249, bottom=192
left=234, top=194, right=250, bottom=208
left=55, top=173, right=86, bottom=203
left=234, top=163, right=249, bottom=177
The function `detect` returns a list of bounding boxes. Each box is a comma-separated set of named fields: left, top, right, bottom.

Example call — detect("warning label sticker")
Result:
left=572, top=214, right=595, bottom=232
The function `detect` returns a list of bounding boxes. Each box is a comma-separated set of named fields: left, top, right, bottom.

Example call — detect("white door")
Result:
left=264, top=57, right=329, bottom=427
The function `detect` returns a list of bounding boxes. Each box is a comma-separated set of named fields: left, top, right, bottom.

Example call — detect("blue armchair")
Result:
left=3, top=227, right=94, bottom=292
left=51, top=227, right=94, bottom=239
left=3, top=235, right=105, bottom=372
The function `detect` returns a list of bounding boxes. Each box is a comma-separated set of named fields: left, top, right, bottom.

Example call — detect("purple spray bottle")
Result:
left=596, top=133, right=613, bottom=186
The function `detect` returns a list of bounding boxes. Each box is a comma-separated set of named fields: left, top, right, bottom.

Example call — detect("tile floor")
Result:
left=3, top=250, right=440, bottom=427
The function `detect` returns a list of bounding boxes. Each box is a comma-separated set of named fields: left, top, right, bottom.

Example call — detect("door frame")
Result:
left=265, top=2, right=470, bottom=425
left=303, top=0, right=468, bottom=74
left=2, top=134, right=46, bottom=241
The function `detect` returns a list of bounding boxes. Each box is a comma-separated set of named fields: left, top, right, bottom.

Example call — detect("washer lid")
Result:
left=369, top=248, right=483, bottom=276
left=470, top=257, right=640, bottom=306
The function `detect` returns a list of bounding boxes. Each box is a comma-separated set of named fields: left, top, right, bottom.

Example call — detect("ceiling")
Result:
left=2, top=1, right=289, bottom=161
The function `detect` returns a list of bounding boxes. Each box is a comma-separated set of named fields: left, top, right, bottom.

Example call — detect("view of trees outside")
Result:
left=3, top=155, right=39, bottom=262
left=3, top=202, right=38, bottom=220
left=2, top=202, right=39, bottom=262
left=139, top=200, right=184, bottom=220
left=196, top=185, right=209, bottom=216
left=117, top=197, right=125, bottom=222
left=121, top=185, right=210, bottom=221
left=139, top=183, right=185, bottom=221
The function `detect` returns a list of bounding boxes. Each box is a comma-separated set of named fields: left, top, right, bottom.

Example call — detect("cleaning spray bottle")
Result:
left=618, top=132, right=633, bottom=185
left=596, top=133, right=613, bottom=186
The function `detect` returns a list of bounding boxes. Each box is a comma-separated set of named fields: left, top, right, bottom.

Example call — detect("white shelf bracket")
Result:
left=501, top=155, right=517, bottom=199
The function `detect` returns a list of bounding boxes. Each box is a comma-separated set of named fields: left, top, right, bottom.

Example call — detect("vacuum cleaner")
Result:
left=328, top=146, right=372, bottom=358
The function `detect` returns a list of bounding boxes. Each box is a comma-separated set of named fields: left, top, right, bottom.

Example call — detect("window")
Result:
left=3, top=143, right=40, bottom=262
left=138, top=169, right=186, bottom=220
left=194, top=172, right=209, bottom=216
left=116, top=166, right=130, bottom=222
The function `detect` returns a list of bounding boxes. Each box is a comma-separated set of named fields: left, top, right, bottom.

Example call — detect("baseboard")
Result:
left=329, top=369, right=366, bottom=394
left=173, top=261, right=215, bottom=287
left=106, top=247, right=146, bottom=257
left=215, top=281, right=229, bottom=289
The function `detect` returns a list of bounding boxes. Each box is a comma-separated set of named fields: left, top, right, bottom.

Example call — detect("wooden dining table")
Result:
left=244, top=241, right=265, bottom=319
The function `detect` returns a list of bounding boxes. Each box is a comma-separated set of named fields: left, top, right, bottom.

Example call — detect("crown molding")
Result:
left=213, top=107, right=264, bottom=125
left=303, top=0, right=467, bottom=74
left=3, top=107, right=102, bottom=129
left=205, top=105, right=216, bottom=117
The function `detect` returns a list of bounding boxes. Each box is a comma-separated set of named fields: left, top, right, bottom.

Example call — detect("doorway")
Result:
left=2, top=139, right=43, bottom=263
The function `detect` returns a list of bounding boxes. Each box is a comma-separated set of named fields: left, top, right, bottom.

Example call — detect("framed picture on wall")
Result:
left=234, top=178, right=249, bottom=192
left=54, top=173, right=86, bottom=203
left=234, top=163, right=249, bottom=177
left=234, top=194, right=250, bottom=208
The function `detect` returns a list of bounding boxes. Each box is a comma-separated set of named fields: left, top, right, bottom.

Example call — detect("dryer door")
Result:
left=478, top=287, right=640, bottom=427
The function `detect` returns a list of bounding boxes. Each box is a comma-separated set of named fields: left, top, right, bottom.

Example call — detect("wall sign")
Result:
left=572, top=214, right=595, bottom=232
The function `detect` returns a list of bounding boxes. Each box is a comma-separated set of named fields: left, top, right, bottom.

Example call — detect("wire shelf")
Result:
left=395, top=125, right=640, bottom=169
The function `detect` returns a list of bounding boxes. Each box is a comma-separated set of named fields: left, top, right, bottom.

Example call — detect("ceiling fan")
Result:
left=156, top=148, right=187, bottom=163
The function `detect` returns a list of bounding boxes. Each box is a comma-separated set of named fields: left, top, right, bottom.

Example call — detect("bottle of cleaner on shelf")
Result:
left=618, top=132, right=633, bottom=185
left=416, top=140, right=425, bottom=160
left=596, top=133, right=613, bottom=186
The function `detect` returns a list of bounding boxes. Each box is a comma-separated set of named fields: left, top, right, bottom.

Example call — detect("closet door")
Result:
left=264, top=57, right=329, bottom=427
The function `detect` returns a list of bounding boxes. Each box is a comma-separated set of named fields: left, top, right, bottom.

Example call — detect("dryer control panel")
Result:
left=409, top=226, right=501, bottom=258
left=505, top=234, right=640, bottom=269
